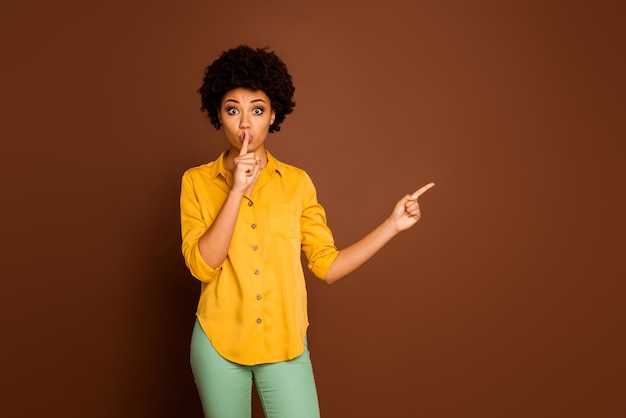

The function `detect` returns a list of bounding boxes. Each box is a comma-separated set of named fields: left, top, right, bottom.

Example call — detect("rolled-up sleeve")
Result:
left=299, top=174, right=339, bottom=280
left=180, top=171, right=222, bottom=282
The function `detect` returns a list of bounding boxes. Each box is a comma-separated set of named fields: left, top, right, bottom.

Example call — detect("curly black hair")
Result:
left=198, top=45, right=296, bottom=133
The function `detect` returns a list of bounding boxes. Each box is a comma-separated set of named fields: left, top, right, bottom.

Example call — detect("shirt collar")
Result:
left=265, top=150, right=284, bottom=177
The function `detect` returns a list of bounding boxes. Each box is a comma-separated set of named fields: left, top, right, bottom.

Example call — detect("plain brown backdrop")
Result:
left=1, top=0, right=624, bottom=417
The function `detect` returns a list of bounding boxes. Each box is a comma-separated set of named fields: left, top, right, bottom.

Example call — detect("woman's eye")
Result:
left=252, top=108, right=264, bottom=115
left=227, top=108, right=238, bottom=115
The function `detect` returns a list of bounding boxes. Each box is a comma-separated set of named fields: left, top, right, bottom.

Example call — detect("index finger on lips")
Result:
left=411, top=182, right=435, bottom=199
left=239, top=132, right=249, bottom=157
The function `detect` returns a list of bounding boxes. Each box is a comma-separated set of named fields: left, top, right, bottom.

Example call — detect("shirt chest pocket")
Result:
left=268, top=204, right=298, bottom=239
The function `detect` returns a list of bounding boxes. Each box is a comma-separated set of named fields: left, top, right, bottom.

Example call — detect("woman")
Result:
left=180, top=45, right=434, bottom=418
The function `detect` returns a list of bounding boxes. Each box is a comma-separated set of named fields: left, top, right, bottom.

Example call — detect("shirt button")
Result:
left=252, top=245, right=258, bottom=251
left=256, top=295, right=262, bottom=300
left=248, top=201, right=253, bottom=206
left=251, top=223, right=257, bottom=229
left=254, top=269, right=260, bottom=275
left=256, top=318, right=262, bottom=324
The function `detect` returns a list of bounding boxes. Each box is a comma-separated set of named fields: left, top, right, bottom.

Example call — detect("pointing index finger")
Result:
left=239, top=132, right=249, bottom=156
left=411, top=182, right=435, bottom=199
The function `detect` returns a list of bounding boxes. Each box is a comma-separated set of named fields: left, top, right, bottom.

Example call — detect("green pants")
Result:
left=190, top=320, right=321, bottom=418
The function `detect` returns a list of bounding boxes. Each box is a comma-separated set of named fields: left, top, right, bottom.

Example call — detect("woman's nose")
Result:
left=239, top=114, right=250, bottom=129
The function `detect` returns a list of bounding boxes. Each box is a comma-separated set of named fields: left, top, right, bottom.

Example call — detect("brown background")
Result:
left=1, top=0, right=624, bottom=417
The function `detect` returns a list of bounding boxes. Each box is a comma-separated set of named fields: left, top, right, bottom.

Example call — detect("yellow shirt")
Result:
left=180, top=150, right=339, bottom=365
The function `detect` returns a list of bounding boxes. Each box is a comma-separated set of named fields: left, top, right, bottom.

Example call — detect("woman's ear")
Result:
left=270, top=110, right=276, bottom=125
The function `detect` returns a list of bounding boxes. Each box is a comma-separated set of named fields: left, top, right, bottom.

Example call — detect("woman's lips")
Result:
left=239, top=131, right=253, bottom=142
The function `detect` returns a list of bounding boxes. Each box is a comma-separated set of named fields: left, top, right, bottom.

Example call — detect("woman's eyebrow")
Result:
left=223, top=98, right=267, bottom=105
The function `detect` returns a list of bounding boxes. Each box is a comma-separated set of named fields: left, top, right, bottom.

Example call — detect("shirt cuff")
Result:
left=185, top=244, right=222, bottom=282
left=308, top=250, right=340, bottom=280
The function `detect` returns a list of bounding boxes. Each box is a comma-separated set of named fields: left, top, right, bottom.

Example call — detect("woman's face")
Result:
left=219, top=88, right=276, bottom=155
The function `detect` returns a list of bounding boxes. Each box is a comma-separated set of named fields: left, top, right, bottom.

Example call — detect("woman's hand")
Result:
left=389, top=182, right=435, bottom=232
left=232, top=132, right=262, bottom=193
